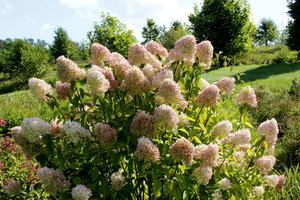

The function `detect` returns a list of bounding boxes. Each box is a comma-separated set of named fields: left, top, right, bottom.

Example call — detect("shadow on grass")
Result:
left=232, top=62, right=300, bottom=83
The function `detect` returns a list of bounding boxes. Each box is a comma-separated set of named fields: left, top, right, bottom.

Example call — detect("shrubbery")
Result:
left=4, top=36, right=287, bottom=199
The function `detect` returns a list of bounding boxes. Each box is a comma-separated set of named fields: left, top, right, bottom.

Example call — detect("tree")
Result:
left=254, top=18, right=279, bottom=46
left=287, top=0, right=300, bottom=54
left=141, top=18, right=160, bottom=45
left=0, top=39, right=49, bottom=81
left=160, top=20, right=189, bottom=50
left=50, top=27, right=71, bottom=59
left=87, top=12, right=137, bottom=58
left=189, top=0, right=255, bottom=58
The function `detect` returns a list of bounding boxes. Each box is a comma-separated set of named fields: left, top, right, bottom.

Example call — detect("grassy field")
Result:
left=202, top=62, right=300, bottom=94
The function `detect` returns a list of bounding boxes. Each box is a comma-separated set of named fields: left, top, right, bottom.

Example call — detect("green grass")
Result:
left=202, top=62, right=300, bottom=94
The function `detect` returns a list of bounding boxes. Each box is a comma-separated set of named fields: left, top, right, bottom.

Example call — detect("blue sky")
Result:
left=0, top=0, right=290, bottom=44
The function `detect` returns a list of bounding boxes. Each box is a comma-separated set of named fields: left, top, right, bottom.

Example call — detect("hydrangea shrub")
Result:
left=9, top=37, right=286, bottom=199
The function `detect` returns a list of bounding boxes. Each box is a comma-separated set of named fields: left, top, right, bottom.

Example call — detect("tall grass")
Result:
left=0, top=91, right=52, bottom=133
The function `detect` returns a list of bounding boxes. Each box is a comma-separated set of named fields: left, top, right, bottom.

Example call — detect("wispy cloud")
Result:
left=59, top=0, right=193, bottom=41
left=1, top=1, right=13, bottom=14
left=25, top=14, right=35, bottom=23
left=41, top=23, right=54, bottom=30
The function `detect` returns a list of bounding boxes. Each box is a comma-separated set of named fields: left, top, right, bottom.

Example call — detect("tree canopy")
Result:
left=141, top=18, right=160, bottom=45
left=50, top=27, right=71, bottom=59
left=87, top=12, right=137, bottom=58
left=255, top=18, right=279, bottom=46
left=286, top=0, right=300, bottom=52
left=189, top=0, right=255, bottom=58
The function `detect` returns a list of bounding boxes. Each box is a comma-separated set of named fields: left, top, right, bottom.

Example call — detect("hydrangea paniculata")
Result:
left=169, top=137, right=195, bottom=164
left=110, top=172, right=126, bottom=191
left=199, top=78, right=211, bottom=90
left=194, top=143, right=219, bottom=167
left=195, top=40, right=214, bottom=72
left=21, top=117, right=51, bottom=143
left=155, top=78, right=188, bottom=109
left=37, top=167, right=71, bottom=196
left=56, top=55, right=86, bottom=83
left=192, top=166, right=213, bottom=185
left=134, top=136, right=160, bottom=162
left=145, top=41, right=168, bottom=59
left=255, top=155, right=276, bottom=175
left=28, top=78, right=53, bottom=103
left=87, top=66, right=110, bottom=96
left=236, top=86, right=257, bottom=107
left=121, top=66, right=150, bottom=95
left=169, top=35, right=197, bottom=66
left=195, top=85, right=220, bottom=107
left=131, top=111, right=156, bottom=139
left=218, top=178, right=231, bottom=190
left=214, top=77, right=236, bottom=94
left=151, top=68, right=173, bottom=89
left=153, top=104, right=179, bottom=130
left=91, top=43, right=110, bottom=67
left=55, top=81, right=71, bottom=100
left=93, top=123, right=117, bottom=147
left=63, top=121, right=91, bottom=144
left=107, top=52, right=128, bottom=68
left=210, top=120, right=233, bottom=138
left=253, top=186, right=264, bottom=197
left=71, top=184, right=92, bottom=200
left=257, top=118, right=279, bottom=153
left=221, top=129, right=251, bottom=145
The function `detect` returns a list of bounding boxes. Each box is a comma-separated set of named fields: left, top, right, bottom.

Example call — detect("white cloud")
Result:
left=25, top=14, right=35, bottom=23
left=1, top=1, right=13, bottom=14
left=59, top=0, right=194, bottom=42
left=41, top=24, right=54, bottom=30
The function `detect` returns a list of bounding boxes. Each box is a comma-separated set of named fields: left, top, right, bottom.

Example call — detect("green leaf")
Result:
left=35, top=154, right=47, bottom=166
left=153, top=179, right=162, bottom=197
left=33, top=183, right=42, bottom=191
left=172, top=186, right=182, bottom=200
left=91, top=168, right=99, bottom=181
left=163, top=180, right=173, bottom=195
left=244, top=122, right=253, bottom=128
left=82, top=146, right=89, bottom=158
left=73, top=176, right=81, bottom=185
left=69, top=163, right=80, bottom=169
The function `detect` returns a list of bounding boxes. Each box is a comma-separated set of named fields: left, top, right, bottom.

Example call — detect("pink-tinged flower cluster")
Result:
left=0, top=118, right=7, bottom=127
left=178, top=112, right=190, bottom=128
left=151, top=68, right=173, bottom=89
left=55, top=81, right=71, bottom=100
left=255, top=155, right=276, bottom=175
left=169, top=35, right=197, bottom=66
left=192, top=166, right=213, bottom=185
left=253, top=186, right=264, bottom=197
left=110, top=172, right=126, bottom=191
left=91, top=43, right=110, bottom=67
left=121, top=66, right=150, bottom=95
left=275, top=175, right=286, bottom=191
left=134, top=136, right=160, bottom=162
left=142, top=64, right=158, bottom=81
left=257, top=118, right=279, bottom=153
left=101, top=66, right=119, bottom=90
left=210, top=120, right=233, bottom=137
left=153, top=104, right=179, bottom=130
left=199, top=78, right=211, bottom=90
left=221, top=129, right=251, bottom=145
left=87, top=66, right=110, bottom=96
left=194, top=143, right=219, bottom=167
left=233, top=151, right=247, bottom=170
left=11, top=126, right=42, bottom=158
left=218, top=178, right=231, bottom=190
left=50, top=118, right=63, bottom=136
left=195, top=40, right=214, bottom=72
left=131, top=111, right=156, bottom=139
left=63, top=121, right=91, bottom=144
left=56, top=56, right=86, bottom=83
left=93, top=123, right=117, bottom=147
left=195, top=85, right=220, bottom=107
left=107, top=52, right=128, bottom=68
left=155, top=79, right=188, bottom=109
left=37, top=167, right=71, bottom=195
left=21, top=117, right=51, bottom=143
left=169, top=137, right=195, bottom=164
left=145, top=41, right=168, bottom=59
left=71, top=184, right=92, bottom=200
left=28, top=78, right=53, bottom=103
left=115, top=61, right=132, bottom=83
left=265, top=174, right=286, bottom=191
left=214, top=77, right=236, bottom=94
left=128, top=43, right=162, bottom=69
left=238, top=143, right=251, bottom=152
left=236, top=86, right=257, bottom=107
left=5, top=181, right=22, bottom=196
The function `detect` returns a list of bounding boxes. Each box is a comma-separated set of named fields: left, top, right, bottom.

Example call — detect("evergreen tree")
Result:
left=50, top=27, right=70, bottom=59
left=141, top=18, right=160, bottom=45
left=255, top=18, right=279, bottom=46
left=286, top=0, right=300, bottom=54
